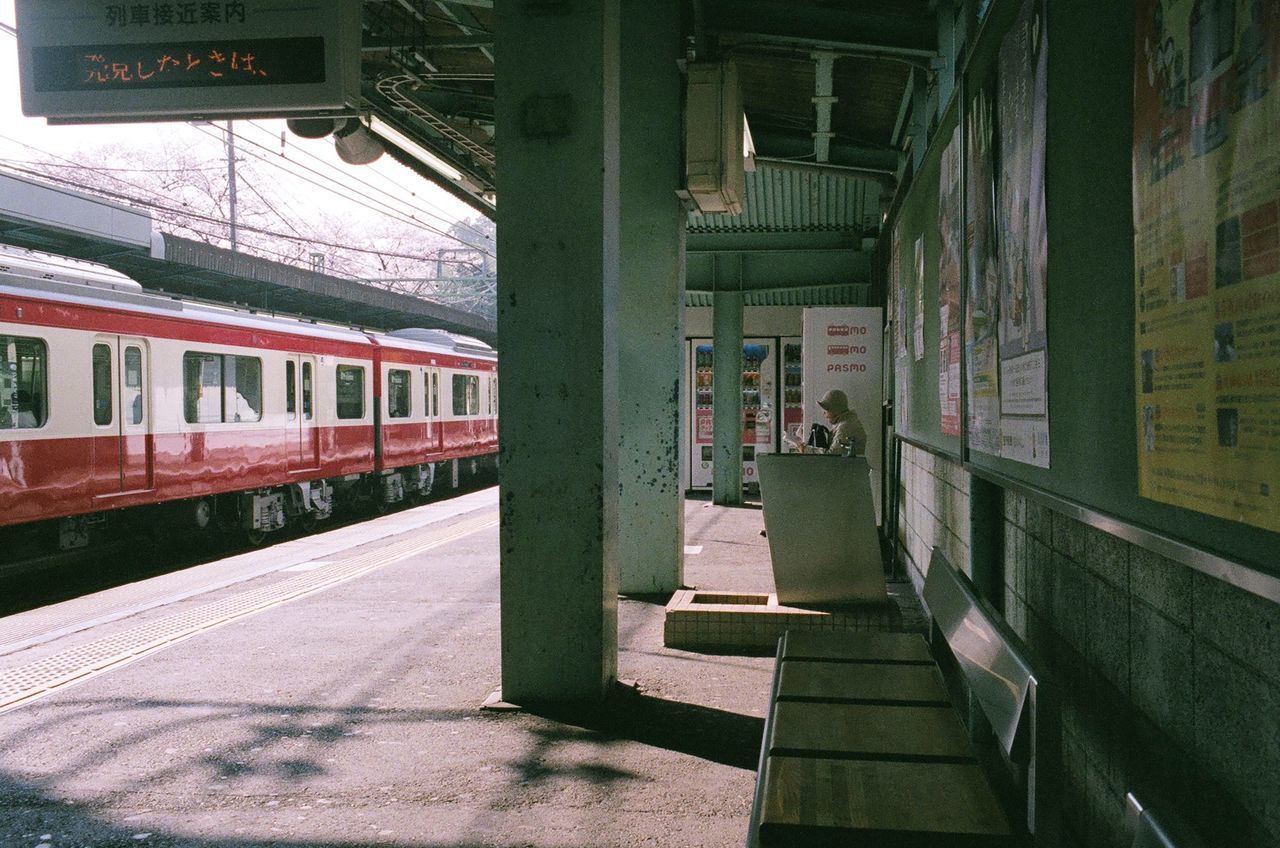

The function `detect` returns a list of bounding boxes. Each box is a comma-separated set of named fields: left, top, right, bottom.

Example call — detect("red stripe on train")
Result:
left=0, top=421, right=496, bottom=528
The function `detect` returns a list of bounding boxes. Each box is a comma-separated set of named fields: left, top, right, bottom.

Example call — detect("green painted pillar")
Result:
left=617, top=0, right=686, bottom=594
left=712, top=278, right=744, bottom=505
left=494, top=0, right=620, bottom=703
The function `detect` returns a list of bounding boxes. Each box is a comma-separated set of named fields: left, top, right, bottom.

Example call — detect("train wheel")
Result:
left=244, top=527, right=270, bottom=547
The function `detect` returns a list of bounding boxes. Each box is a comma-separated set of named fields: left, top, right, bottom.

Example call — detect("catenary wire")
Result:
left=241, top=120, right=493, bottom=245
left=188, top=122, right=493, bottom=256
left=0, top=161, right=484, bottom=267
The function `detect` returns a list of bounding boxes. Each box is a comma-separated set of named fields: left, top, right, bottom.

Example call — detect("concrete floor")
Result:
left=0, top=492, right=793, bottom=848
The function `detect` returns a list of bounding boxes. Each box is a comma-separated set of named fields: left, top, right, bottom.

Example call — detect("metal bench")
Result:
left=747, top=547, right=1059, bottom=847
left=1125, top=792, right=1206, bottom=848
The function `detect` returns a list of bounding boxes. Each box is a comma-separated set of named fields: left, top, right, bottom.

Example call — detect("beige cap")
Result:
left=817, top=389, right=849, bottom=413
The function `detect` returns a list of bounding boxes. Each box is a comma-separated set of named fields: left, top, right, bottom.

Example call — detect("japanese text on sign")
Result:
left=104, top=3, right=248, bottom=27
left=30, top=37, right=325, bottom=92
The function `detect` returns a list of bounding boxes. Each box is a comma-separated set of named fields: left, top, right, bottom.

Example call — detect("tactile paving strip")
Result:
left=0, top=513, right=496, bottom=713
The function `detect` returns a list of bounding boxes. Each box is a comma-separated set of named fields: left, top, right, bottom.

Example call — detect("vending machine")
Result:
left=779, top=337, right=803, bottom=452
left=689, top=338, right=782, bottom=488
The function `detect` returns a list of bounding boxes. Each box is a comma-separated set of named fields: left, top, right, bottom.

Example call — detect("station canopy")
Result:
left=16, top=1, right=935, bottom=220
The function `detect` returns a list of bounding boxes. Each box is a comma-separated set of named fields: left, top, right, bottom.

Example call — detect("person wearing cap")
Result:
left=805, top=389, right=866, bottom=456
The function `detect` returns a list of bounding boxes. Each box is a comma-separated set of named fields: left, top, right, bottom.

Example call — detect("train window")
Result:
left=388, top=369, right=411, bottom=419
left=225, top=356, right=262, bottom=423
left=336, top=365, right=365, bottom=419
left=431, top=371, right=439, bottom=418
left=0, top=335, right=48, bottom=430
left=452, top=374, right=479, bottom=416
left=302, top=362, right=313, bottom=420
left=92, top=343, right=113, bottom=426
left=183, top=353, right=223, bottom=423
left=124, top=346, right=143, bottom=425
left=286, top=361, right=297, bottom=419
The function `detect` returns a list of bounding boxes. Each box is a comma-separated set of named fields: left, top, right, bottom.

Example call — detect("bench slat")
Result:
left=781, top=630, right=933, bottom=664
left=778, top=660, right=950, bottom=705
left=769, top=701, right=974, bottom=761
left=759, top=756, right=1015, bottom=846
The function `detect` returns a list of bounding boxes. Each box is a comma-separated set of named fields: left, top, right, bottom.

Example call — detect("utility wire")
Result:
left=242, top=119, right=492, bottom=245
left=189, top=121, right=494, bottom=256
left=237, top=171, right=307, bottom=240
left=0, top=158, right=226, bottom=174
left=0, top=132, right=483, bottom=265
left=0, top=161, right=482, bottom=267
left=187, top=121, right=451, bottom=244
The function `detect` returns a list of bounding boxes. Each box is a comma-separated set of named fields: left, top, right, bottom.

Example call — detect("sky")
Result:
left=0, top=1, right=484, bottom=269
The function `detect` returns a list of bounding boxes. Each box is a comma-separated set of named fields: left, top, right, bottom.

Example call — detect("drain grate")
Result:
left=0, top=514, right=496, bottom=713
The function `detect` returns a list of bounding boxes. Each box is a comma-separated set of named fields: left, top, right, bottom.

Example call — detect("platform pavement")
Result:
left=0, top=491, right=795, bottom=848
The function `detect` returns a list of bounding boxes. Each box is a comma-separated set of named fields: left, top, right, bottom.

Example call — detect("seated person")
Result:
left=797, top=389, right=865, bottom=456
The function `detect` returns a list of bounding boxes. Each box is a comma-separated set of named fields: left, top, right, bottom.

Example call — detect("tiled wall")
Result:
left=897, top=442, right=971, bottom=587
left=896, top=442, right=1280, bottom=848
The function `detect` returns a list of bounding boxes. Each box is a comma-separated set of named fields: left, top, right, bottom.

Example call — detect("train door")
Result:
left=90, top=336, right=153, bottom=496
left=287, top=355, right=320, bottom=472
left=426, top=367, right=444, bottom=453
left=118, top=339, right=153, bottom=491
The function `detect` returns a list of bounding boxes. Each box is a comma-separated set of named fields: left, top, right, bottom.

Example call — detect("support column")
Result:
left=711, top=272, right=744, bottom=505
left=495, top=0, right=620, bottom=703
left=616, top=0, right=686, bottom=595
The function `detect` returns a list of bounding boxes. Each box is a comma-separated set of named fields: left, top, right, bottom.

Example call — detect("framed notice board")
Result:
left=888, top=0, right=1278, bottom=576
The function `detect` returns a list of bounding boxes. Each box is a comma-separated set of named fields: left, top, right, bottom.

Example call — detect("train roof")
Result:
left=380, top=327, right=496, bottom=360
left=0, top=245, right=494, bottom=360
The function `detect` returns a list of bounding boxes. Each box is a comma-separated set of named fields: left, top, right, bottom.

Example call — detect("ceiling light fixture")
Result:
left=367, top=115, right=465, bottom=182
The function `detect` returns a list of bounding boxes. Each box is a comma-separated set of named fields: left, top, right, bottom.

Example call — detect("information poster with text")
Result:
left=913, top=236, right=926, bottom=361
left=995, top=0, right=1050, bottom=467
left=966, top=77, right=1003, bottom=456
left=939, top=125, right=963, bottom=436
left=1133, top=0, right=1280, bottom=531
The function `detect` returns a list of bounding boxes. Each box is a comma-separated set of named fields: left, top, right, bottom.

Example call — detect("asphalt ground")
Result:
left=0, top=492, right=794, bottom=848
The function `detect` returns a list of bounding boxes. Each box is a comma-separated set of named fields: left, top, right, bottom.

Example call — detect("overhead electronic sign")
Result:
left=15, top=1, right=360, bottom=122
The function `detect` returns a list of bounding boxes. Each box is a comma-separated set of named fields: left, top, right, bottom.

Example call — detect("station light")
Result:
left=367, top=116, right=464, bottom=182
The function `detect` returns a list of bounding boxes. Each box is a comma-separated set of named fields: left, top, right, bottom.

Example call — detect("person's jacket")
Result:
left=825, top=409, right=866, bottom=456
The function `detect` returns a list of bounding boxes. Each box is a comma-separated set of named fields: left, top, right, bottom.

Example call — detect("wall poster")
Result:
left=1133, top=0, right=1280, bottom=532
left=939, top=125, right=963, bottom=436
left=913, top=235, right=926, bottom=361
left=966, top=77, right=1003, bottom=456
left=995, top=0, right=1050, bottom=467
left=893, top=221, right=908, bottom=360
left=892, top=221, right=912, bottom=434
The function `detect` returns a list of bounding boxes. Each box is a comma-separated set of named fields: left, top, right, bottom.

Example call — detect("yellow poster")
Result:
left=1133, top=0, right=1280, bottom=531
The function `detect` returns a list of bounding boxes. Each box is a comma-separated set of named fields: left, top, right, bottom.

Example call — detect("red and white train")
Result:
left=0, top=246, right=498, bottom=552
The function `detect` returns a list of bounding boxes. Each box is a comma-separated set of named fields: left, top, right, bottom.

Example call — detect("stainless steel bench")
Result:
left=1125, top=792, right=1206, bottom=848
left=747, top=547, right=1060, bottom=847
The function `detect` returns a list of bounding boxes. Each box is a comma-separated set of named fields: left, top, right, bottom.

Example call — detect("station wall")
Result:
left=886, top=0, right=1280, bottom=845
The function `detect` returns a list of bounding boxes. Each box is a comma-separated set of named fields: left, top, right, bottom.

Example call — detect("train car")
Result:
left=0, top=246, right=497, bottom=553
left=373, top=328, right=499, bottom=499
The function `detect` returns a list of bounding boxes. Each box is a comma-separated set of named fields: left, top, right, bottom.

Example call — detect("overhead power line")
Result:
left=188, top=121, right=494, bottom=257
left=0, top=161, right=484, bottom=267
left=241, top=119, right=493, bottom=246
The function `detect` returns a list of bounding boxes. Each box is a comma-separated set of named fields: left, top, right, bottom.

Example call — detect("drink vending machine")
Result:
left=689, top=337, right=800, bottom=489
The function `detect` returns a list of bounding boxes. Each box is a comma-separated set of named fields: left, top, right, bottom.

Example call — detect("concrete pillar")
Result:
left=616, top=0, right=686, bottom=594
left=494, top=0, right=620, bottom=703
left=711, top=268, right=744, bottom=505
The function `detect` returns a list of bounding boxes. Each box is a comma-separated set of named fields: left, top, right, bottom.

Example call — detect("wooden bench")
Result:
left=747, top=547, right=1060, bottom=847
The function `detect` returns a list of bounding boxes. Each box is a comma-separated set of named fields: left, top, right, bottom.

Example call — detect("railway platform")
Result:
left=0, top=491, right=910, bottom=848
